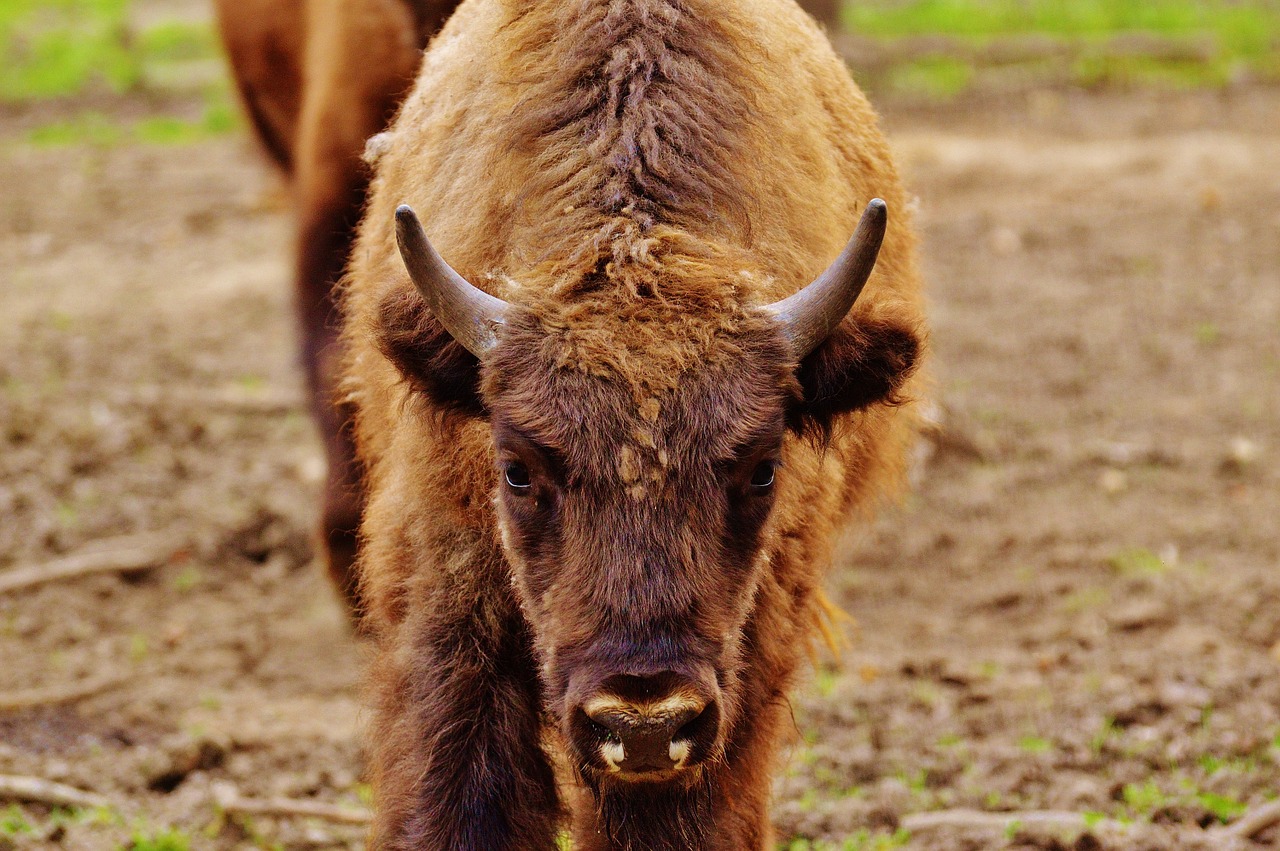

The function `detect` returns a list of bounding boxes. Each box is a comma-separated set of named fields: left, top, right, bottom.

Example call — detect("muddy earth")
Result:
left=1, top=50, right=1278, bottom=851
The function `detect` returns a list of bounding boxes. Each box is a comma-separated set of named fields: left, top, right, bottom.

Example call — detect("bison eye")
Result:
left=504, top=462, right=532, bottom=490
left=749, top=461, right=776, bottom=489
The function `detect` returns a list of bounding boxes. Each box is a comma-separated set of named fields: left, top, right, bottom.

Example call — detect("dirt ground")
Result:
left=1, top=53, right=1278, bottom=851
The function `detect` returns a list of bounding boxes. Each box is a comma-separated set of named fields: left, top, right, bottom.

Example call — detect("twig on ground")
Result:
left=0, top=674, right=129, bottom=711
left=902, top=808, right=1128, bottom=835
left=0, top=774, right=110, bottom=810
left=1216, top=798, right=1280, bottom=840
left=0, top=532, right=189, bottom=595
left=212, top=783, right=370, bottom=826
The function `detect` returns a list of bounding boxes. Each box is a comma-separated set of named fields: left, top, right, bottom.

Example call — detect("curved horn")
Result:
left=763, top=198, right=888, bottom=359
left=395, top=204, right=508, bottom=357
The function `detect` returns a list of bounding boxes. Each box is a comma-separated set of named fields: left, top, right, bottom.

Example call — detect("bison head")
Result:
left=378, top=203, right=918, bottom=789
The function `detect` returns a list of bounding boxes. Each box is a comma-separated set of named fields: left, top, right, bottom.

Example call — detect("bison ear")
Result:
left=788, top=312, right=922, bottom=437
left=374, top=288, right=486, bottom=417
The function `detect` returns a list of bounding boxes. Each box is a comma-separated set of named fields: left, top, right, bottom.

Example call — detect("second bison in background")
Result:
left=342, top=0, right=926, bottom=848
left=214, top=0, right=850, bottom=614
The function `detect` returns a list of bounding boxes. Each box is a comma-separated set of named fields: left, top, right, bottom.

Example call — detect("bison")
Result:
left=213, top=0, right=459, bottom=607
left=340, top=0, right=926, bottom=847
left=215, top=0, right=849, bottom=614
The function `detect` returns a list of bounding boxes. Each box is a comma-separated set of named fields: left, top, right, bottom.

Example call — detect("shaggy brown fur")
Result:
left=216, top=0, right=847, bottom=616
left=214, top=0, right=458, bottom=608
left=341, top=0, right=926, bottom=848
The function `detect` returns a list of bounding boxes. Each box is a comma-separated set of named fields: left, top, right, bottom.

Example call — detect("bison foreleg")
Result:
left=366, top=599, right=561, bottom=850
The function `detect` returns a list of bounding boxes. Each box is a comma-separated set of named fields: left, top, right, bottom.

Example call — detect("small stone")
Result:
left=1158, top=681, right=1210, bottom=709
left=1220, top=437, right=1261, bottom=475
left=163, top=622, right=188, bottom=647
left=296, top=454, right=326, bottom=485
left=304, top=826, right=335, bottom=845
left=43, top=760, right=71, bottom=782
left=1108, top=600, right=1171, bottom=632
left=1098, top=468, right=1128, bottom=494
left=210, top=779, right=238, bottom=809
left=989, top=226, right=1022, bottom=256
left=1198, top=185, right=1222, bottom=212
left=25, top=232, right=54, bottom=257
left=1035, top=652, right=1064, bottom=672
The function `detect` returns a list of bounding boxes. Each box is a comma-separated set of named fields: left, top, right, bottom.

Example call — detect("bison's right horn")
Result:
left=762, top=198, right=888, bottom=360
left=395, top=204, right=508, bottom=358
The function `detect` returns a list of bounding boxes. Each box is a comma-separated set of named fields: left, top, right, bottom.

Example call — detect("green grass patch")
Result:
left=125, top=826, right=192, bottom=851
left=1, top=0, right=222, bottom=103
left=1198, top=753, right=1260, bottom=776
left=171, top=565, right=203, bottom=592
left=1121, top=779, right=1170, bottom=818
left=134, top=115, right=208, bottom=144
left=1195, top=791, right=1248, bottom=823
left=813, top=666, right=841, bottom=698
left=0, top=0, right=136, bottom=101
left=1107, top=547, right=1172, bottom=577
left=129, top=632, right=149, bottom=663
left=1072, top=53, right=1231, bottom=89
left=1194, top=322, right=1223, bottom=346
left=841, top=0, right=1280, bottom=92
left=1089, top=716, right=1119, bottom=754
left=136, top=21, right=219, bottom=64
left=884, top=56, right=974, bottom=98
left=24, top=98, right=239, bottom=148
left=49, top=806, right=124, bottom=829
left=25, top=110, right=126, bottom=146
left=842, top=0, right=1280, bottom=44
left=0, top=804, right=35, bottom=837
left=1017, top=735, right=1053, bottom=754
left=1061, top=585, right=1110, bottom=613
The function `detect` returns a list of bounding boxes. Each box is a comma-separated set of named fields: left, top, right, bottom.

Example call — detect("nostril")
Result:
left=673, top=700, right=717, bottom=745
left=662, top=704, right=702, bottom=736
left=583, top=710, right=624, bottom=743
left=674, top=707, right=705, bottom=741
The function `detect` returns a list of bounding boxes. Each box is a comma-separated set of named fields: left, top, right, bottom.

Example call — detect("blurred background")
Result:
left=1, top=1, right=1278, bottom=849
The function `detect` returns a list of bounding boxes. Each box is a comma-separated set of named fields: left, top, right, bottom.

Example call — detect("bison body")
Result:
left=342, top=1, right=926, bottom=847
left=213, top=0, right=457, bottom=605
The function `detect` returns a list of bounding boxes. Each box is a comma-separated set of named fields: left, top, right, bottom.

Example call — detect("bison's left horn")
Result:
left=763, top=198, right=888, bottom=360
left=395, top=204, right=508, bottom=357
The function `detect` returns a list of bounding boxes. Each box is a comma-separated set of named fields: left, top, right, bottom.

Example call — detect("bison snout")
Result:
left=570, top=672, right=721, bottom=780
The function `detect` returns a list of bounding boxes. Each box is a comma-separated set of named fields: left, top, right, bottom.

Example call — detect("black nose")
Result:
left=574, top=672, right=719, bottom=776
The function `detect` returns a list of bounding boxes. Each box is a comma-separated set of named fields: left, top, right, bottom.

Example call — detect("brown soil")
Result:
left=2, top=74, right=1278, bottom=850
